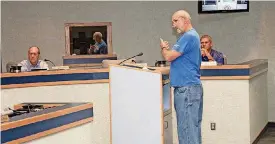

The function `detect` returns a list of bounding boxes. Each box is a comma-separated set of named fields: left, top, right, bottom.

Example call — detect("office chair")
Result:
left=6, top=61, right=17, bottom=72
left=223, top=54, right=227, bottom=64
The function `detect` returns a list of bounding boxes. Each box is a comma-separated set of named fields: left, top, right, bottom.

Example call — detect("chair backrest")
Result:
left=6, top=61, right=17, bottom=72
left=223, top=54, right=227, bottom=64
left=73, top=49, right=80, bottom=55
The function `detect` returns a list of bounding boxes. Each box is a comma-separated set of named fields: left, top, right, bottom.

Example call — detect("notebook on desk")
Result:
left=201, top=61, right=217, bottom=66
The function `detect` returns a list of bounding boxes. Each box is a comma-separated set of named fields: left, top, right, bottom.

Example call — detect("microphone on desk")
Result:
left=118, top=52, right=143, bottom=65
left=44, top=59, right=56, bottom=66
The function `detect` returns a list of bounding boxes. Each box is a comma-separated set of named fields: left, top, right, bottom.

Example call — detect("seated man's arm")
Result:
left=98, top=42, right=108, bottom=54
left=18, top=60, right=29, bottom=72
left=202, top=56, right=209, bottom=61
left=214, top=53, right=225, bottom=65
left=40, top=61, right=49, bottom=70
left=202, top=49, right=215, bottom=61
left=100, top=46, right=107, bottom=54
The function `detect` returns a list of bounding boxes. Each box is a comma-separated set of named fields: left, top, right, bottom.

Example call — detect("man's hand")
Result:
left=159, top=39, right=181, bottom=62
left=160, top=40, right=169, bottom=50
left=202, top=48, right=210, bottom=56
left=201, top=49, right=206, bottom=56
left=201, top=48, right=214, bottom=61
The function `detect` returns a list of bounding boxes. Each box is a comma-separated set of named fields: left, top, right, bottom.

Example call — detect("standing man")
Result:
left=18, top=46, right=49, bottom=72
left=160, top=10, right=203, bottom=144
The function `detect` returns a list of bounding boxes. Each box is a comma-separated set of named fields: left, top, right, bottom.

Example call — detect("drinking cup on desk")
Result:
left=10, top=66, right=22, bottom=73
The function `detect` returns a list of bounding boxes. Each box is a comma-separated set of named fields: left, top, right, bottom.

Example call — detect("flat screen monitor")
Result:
left=198, top=0, right=249, bottom=14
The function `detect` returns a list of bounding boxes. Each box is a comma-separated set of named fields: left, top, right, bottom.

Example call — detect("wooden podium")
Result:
left=109, top=64, right=172, bottom=144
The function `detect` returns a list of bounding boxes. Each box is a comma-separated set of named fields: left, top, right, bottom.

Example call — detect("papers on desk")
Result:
left=51, top=66, right=70, bottom=70
left=201, top=61, right=217, bottom=66
left=133, top=63, right=148, bottom=67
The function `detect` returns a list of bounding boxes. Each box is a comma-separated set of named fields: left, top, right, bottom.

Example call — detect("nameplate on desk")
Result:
left=51, top=66, right=70, bottom=70
left=201, top=61, right=217, bottom=66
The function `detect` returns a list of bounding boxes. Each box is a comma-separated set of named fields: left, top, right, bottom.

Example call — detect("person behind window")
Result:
left=200, top=35, right=225, bottom=65
left=18, top=46, right=49, bottom=72
left=88, top=32, right=107, bottom=54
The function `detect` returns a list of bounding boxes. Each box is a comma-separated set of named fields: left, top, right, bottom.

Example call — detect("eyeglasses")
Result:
left=29, top=52, right=39, bottom=56
left=172, top=16, right=185, bottom=23
left=201, top=41, right=210, bottom=44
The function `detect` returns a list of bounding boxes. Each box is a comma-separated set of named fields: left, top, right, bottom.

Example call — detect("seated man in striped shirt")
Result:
left=200, top=35, right=225, bottom=65
left=18, top=46, right=49, bottom=72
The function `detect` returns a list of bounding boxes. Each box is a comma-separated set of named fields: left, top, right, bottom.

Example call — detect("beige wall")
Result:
left=249, top=72, right=268, bottom=143
left=1, top=1, right=275, bottom=121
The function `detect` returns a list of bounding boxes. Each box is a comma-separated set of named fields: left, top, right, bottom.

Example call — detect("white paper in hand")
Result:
left=160, top=38, right=164, bottom=44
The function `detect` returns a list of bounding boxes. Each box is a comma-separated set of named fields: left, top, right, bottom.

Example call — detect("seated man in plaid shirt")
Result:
left=200, top=35, right=225, bottom=65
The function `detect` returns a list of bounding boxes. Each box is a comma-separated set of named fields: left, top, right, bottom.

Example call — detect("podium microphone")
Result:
left=119, top=52, right=143, bottom=65
left=44, top=59, right=56, bottom=66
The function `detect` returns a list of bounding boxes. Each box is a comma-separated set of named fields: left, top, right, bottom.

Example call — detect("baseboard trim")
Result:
left=252, top=122, right=275, bottom=144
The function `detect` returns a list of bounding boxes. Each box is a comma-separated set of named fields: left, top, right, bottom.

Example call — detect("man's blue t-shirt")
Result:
left=96, top=40, right=107, bottom=49
left=170, top=28, right=201, bottom=87
left=95, top=40, right=107, bottom=54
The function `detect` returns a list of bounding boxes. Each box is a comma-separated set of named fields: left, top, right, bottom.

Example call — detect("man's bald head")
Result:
left=28, top=46, right=40, bottom=65
left=172, top=10, right=193, bottom=34
left=93, top=32, right=103, bottom=43
left=28, top=46, right=40, bottom=54
left=172, top=10, right=191, bottom=20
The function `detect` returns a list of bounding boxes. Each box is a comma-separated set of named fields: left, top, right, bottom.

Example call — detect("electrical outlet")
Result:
left=210, top=123, right=216, bottom=130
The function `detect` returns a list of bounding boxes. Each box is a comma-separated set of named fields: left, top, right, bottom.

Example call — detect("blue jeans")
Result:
left=174, top=84, right=203, bottom=144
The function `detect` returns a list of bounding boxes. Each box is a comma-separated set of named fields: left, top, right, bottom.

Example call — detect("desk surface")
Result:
left=151, top=59, right=268, bottom=79
left=1, top=103, right=93, bottom=144
left=1, top=59, right=268, bottom=89
left=1, top=68, right=108, bottom=78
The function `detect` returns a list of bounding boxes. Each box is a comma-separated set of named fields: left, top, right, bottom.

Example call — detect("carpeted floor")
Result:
left=257, top=127, right=275, bottom=144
